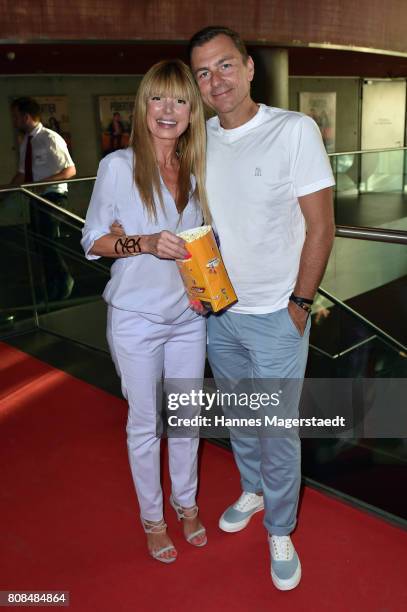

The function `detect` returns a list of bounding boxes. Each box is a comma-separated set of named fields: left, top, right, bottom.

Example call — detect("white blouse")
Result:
left=81, top=148, right=203, bottom=323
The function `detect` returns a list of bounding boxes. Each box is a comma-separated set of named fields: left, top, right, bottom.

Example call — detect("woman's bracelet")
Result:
left=114, top=235, right=142, bottom=256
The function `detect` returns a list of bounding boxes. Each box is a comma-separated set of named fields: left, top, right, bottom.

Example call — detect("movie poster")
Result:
left=299, top=92, right=336, bottom=152
left=98, top=95, right=135, bottom=156
left=35, top=96, right=72, bottom=151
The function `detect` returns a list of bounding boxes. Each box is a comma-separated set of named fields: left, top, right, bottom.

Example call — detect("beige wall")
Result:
left=1, top=73, right=361, bottom=188
left=289, top=77, right=361, bottom=153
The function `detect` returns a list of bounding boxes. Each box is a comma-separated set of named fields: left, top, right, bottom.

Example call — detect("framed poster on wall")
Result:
left=35, top=96, right=72, bottom=151
left=98, top=95, right=135, bottom=156
left=299, top=92, right=336, bottom=152
left=10, top=95, right=72, bottom=153
left=360, top=79, right=406, bottom=191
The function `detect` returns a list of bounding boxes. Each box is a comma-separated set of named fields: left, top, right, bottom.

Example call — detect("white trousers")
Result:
left=107, top=306, right=206, bottom=521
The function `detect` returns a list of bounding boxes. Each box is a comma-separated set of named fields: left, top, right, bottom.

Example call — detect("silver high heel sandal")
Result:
left=170, top=495, right=207, bottom=547
left=141, top=517, right=177, bottom=564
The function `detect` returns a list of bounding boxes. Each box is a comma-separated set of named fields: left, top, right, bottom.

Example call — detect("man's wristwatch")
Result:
left=289, top=293, right=313, bottom=314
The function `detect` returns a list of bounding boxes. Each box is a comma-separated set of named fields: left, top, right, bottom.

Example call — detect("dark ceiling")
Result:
left=1, top=42, right=406, bottom=78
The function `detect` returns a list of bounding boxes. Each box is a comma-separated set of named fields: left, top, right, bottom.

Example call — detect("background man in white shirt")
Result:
left=10, top=97, right=76, bottom=301
left=189, top=26, right=335, bottom=590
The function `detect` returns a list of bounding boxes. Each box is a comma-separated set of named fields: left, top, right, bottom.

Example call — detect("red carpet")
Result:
left=1, top=341, right=406, bottom=611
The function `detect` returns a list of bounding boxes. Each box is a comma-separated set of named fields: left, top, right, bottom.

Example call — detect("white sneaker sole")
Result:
left=218, top=502, right=264, bottom=533
left=271, top=559, right=302, bottom=591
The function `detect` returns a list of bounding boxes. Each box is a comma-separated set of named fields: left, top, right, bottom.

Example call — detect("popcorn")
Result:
left=177, top=225, right=237, bottom=312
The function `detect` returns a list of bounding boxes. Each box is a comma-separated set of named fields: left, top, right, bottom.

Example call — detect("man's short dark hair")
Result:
left=11, top=97, right=41, bottom=120
left=188, top=26, right=249, bottom=62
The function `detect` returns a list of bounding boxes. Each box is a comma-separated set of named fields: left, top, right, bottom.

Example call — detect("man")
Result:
left=10, top=97, right=76, bottom=300
left=189, top=27, right=335, bottom=590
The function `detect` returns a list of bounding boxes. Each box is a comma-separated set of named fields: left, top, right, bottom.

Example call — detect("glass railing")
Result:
left=19, top=177, right=96, bottom=220
left=0, top=188, right=110, bottom=350
left=318, top=230, right=407, bottom=351
left=3, top=143, right=406, bottom=228
left=331, top=146, right=407, bottom=194
left=304, top=226, right=407, bottom=522
left=0, top=184, right=406, bottom=522
left=308, top=292, right=407, bottom=377
left=330, top=146, right=407, bottom=229
left=1, top=179, right=406, bottom=355
left=309, top=224, right=407, bottom=373
left=0, top=196, right=37, bottom=335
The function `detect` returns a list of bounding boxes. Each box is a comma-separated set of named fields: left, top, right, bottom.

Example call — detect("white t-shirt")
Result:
left=18, top=122, right=74, bottom=194
left=81, top=148, right=203, bottom=323
left=206, top=104, right=335, bottom=314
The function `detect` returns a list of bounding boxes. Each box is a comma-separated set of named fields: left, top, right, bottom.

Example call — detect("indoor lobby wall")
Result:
left=289, top=77, right=361, bottom=152
left=1, top=72, right=362, bottom=190
left=0, top=74, right=142, bottom=185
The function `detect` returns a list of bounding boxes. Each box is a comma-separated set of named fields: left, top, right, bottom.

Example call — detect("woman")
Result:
left=81, top=60, right=211, bottom=564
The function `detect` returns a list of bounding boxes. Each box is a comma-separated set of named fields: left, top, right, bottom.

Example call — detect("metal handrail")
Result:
left=18, top=193, right=407, bottom=247
left=317, top=287, right=407, bottom=354
left=309, top=335, right=379, bottom=360
left=13, top=190, right=407, bottom=246
left=0, top=176, right=96, bottom=193
left=2, top=182, right=406, bottom=355
left=335, top=225, right=407, bottom=245
left=24, top=206, right=407, bottom=355
left=19, top=187, right=86, bottom=225
left=328, top=145, right=407, bottom=157
left=0, top=144, right=406, bottom=194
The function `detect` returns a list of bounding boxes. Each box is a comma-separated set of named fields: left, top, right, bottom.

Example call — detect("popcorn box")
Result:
left=176, top=225, right=237, bottom=312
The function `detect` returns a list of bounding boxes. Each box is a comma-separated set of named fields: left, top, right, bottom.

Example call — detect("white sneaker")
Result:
left=269, top=535, right=301, bottom=590
left=219, top=492, right=264, bottom=533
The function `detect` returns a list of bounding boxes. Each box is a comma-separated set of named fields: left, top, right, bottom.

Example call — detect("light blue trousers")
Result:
left=207, top=307, right=310, bottom=536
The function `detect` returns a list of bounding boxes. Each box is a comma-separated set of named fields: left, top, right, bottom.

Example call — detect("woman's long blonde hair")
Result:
left=129, top=59, right=210, bottom=223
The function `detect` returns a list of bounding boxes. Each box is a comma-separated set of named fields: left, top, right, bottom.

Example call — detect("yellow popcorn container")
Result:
left=176, top=225, right=237, bottom=312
